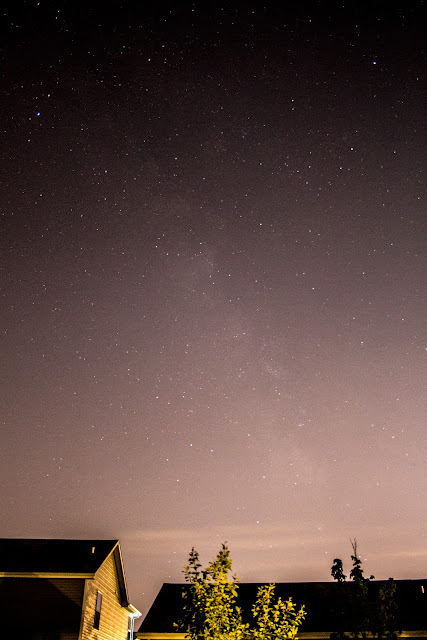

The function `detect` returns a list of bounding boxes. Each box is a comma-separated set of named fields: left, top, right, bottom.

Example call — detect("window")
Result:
left=94, top=591, right=102, bottom=629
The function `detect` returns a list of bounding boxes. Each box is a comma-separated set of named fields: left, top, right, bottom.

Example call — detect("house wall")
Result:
left=50, top=577, right=86, bottom=608
left=0, top=576, right=84, bottom=639
left=80, top=553, right=129, bottom=640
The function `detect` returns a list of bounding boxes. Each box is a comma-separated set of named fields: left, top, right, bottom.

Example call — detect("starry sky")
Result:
left=1, top=0, right=425, bottom=618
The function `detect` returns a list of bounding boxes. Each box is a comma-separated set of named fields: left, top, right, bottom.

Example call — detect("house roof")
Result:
left=138, top=579, right=427, bottom=633
left=0, top=538, right=129, bottom=605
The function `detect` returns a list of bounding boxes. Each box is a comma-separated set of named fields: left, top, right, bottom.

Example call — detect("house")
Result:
left=136, top=580, right=427, bottom=639
left=0, top=538, right=141, bottom=639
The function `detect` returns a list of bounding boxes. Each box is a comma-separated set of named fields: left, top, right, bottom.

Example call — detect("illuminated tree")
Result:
left=174, top=543, right=306, bottom=640
left=251, top=583, right=306, bottom=640
left=174, top=543, right=248, bottom=640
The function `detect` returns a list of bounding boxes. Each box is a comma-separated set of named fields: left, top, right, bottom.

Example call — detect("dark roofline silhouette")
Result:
left=138, top=579, right=427, bottom=633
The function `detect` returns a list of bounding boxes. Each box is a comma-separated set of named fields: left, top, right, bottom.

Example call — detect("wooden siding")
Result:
left=31, top=633, right=80, bottom=640
left=0, top=576, right=84, bottom=639
left=50, top=577, right=85, bottom=607
left=80, top=552, right=129, bottom=640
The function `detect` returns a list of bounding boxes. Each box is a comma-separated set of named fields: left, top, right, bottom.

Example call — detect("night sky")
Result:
left=1, top=1, right=425, bottom=617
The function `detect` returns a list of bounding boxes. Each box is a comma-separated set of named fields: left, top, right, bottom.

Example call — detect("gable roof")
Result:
left=0, top=538, right=129, bottom=605
left=138, top=580, right=427, bottom=633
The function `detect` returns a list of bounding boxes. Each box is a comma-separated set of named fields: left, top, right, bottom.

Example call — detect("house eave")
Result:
left=0, top=571, right=94, bottom=579
left=135, top=634, right=427, bottom=640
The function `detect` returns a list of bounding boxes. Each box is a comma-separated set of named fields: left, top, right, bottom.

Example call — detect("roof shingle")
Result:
left=0, top=538, right=119, bottom=574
